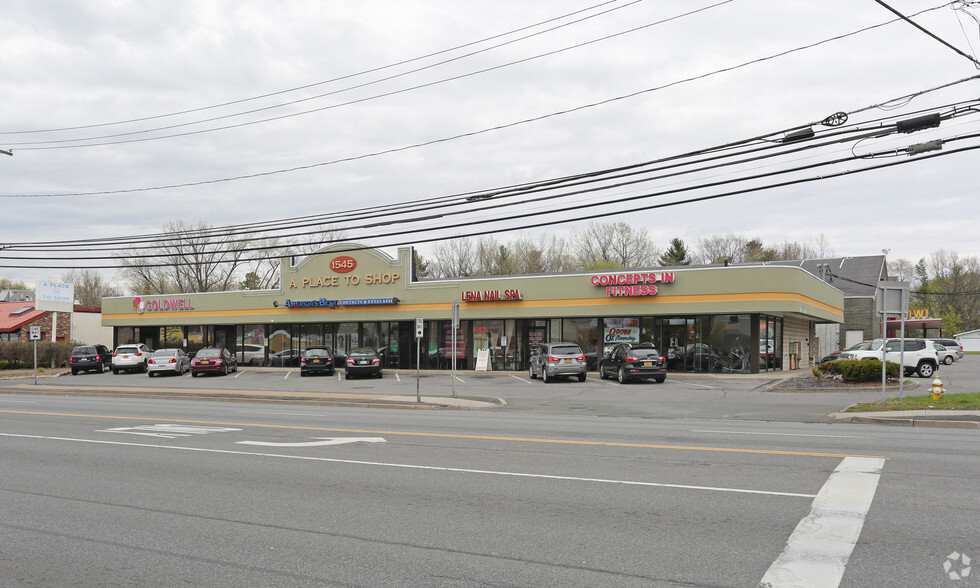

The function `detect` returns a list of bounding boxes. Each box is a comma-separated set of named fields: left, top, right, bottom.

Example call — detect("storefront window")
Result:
left=362, top=323, right=380, bottom=349
left=709, top=315, right=752, bottom=374
left=601, top=317, right=641, bottom=357
left=336, top=322, right=358, bottom=358
left=562, top=317, right=598, bottom=370
left=471, top=320, right=504, bottom=371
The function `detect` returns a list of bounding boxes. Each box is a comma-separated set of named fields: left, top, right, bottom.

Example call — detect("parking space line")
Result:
left=760, top=456, right=885, bottom=587
left=511, top=375, right=532, bottom=383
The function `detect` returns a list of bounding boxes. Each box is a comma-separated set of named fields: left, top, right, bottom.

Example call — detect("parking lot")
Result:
left=5, top=355, right=975, bottom=421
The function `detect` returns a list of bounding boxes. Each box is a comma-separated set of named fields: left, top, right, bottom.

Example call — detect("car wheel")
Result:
left=222, top=364, right=228, bottom=376
left=598, top=366, right=607, bottom=380
left=112, top=369, right=119, bottom=375
left=655, top=376, right=666, bottom=383
left=542, top=369, right=550, bottom=383
left=98, top=364, right=105, bottom=373
left=376, top=372, right=383, bottom=379
left=148, top=372, right=154, bottom=378
left=917, top=362, right=935, bottom=378
left=577, top=373, right=587, bottom=382
left=192, top=372, right=199, bottom=378
left=618, top=366, right=629, bottom=384
left=943, top=355, right=954, bottom=365
left=300, top=372, right=307, bottom=377
left=528, top=365, right=536, bottom=379
left=329, top=369, right=335, bottom=376
left=345, top=372, right=351, bottom=380
left=71, top=369, right=78, bottom=375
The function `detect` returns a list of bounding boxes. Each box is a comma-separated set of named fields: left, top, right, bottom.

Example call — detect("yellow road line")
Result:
left=0, top=410, right=889, bottom=459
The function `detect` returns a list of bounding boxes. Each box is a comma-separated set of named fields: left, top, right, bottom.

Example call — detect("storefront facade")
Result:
left=102, top=244, right=844, bottom=374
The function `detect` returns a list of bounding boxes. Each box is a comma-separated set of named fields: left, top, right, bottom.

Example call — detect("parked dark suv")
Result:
left=599, top=343, right=667, bottom=383
left=69, top=344, right=111, bottom=375
left=300, top=346, right=335, bottom=376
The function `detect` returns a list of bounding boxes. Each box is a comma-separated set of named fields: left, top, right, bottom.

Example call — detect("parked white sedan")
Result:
left=147, top=348, right=191, bottom=376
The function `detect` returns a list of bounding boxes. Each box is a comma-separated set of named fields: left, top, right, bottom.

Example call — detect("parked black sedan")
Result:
left=344, top=347, right=382, bottom=379
left=598, top=343, right=667, bottom=384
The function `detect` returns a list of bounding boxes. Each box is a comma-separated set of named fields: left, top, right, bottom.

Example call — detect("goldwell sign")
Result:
left=590, top=272, right=674, bottom=297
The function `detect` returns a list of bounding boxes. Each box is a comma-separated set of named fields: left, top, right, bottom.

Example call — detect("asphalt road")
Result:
left=1, top=388, right=977, bottom=587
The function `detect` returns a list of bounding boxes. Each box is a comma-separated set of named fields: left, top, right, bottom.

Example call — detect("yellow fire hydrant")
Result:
left=931, top=377, right=945, bottom=401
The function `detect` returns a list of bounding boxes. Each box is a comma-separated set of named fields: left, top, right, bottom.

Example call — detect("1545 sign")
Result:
left=329, top=256, right=357, bottom=273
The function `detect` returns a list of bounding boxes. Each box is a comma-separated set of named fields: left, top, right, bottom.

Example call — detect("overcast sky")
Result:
left=2, top=0, right=979, bottom=289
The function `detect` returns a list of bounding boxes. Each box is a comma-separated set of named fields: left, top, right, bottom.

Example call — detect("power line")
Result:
left=873, top=0, right=980, bottom=67
left=5, top=2, right=729, bottom=150
left=3, top=97, right=978, bottom=257
left=3, top=131, right=978, bottom=269
left=1, top=5, right=959, bottom=200
left=0, top=0, right=637, bottom=136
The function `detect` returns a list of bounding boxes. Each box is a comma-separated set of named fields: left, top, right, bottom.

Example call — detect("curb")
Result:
left=833, top=414, right=980, bottom=429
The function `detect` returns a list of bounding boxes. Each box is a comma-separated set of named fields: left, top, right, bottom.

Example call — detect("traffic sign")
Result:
left=29, top=326, right=41, bottom=341
left=415, top=317, right=424, bottom=339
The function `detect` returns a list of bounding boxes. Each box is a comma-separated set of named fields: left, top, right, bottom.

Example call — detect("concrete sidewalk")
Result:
left=831, top=409, right=980, bottom=429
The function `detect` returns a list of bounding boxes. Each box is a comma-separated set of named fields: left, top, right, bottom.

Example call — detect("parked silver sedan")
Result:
left=147, top=348, right=190, bottom=377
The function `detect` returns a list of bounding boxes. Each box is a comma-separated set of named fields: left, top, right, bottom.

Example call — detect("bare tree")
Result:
left=693, top=233, right=748, bottom=264
left=120, top=220, right=248, bottom=294
left=60, top=269, right=121, bottom=307
left=572, top=222, right=657, bottom=268
left=430, top=237, right=476, bottom=278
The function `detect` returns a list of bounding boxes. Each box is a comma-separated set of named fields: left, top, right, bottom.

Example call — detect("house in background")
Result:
left=0, top=299, right=112, bottom=346
left=954, top=329, right=980, bottom=352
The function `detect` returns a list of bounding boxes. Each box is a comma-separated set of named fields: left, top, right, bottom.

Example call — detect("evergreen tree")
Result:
left=657, top=238, right=691, bottom=266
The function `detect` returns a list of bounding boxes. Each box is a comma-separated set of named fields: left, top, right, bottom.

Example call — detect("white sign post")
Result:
left=29, top=325, right=41, bottom=385
left=451, top=301, right=459, bottom=398
left=415, top=317, right=423, bottom=403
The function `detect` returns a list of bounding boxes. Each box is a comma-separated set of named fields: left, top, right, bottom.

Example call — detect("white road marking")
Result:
left=98, top=424, right=242, bottom=439
left=0, top=432, right=817, bottom=498
left=234, top=370, right=243, bottom=378
left=284, top=371, right=292, bottom=380
left=692, top=430, right=868, bottom=439
left=395, top=373, right=400, bottom=382
left=236, top=437, right=386, bottom=447
left=681, top=381, right=714, bottom=389
left=454, top=375, right=466, bottom=383
left=759, top=456, right=885, bottom=588
left=511, top=375, right=532, bottom=383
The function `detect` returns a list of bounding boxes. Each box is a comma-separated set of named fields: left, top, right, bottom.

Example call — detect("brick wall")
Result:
left=782, top=316, right=815, bottom=369
left=13, top=312, right=72, bottom=342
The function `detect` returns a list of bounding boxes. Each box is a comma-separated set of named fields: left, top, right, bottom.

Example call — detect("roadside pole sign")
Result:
left=30, top=326, right=41, bottom=385
left=415, top=317, right=423, bottom=403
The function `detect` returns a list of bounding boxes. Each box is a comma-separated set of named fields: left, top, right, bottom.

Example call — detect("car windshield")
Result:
left=550, top=346, right=582, bottom=355
left=628, top=348, right=660, bottom=358
left=196, top=349, right=221, bottom=358
left=349, top=348, right=376, bottom=357
left=72, top=346, right=96, bottom=354
left=152, top=350, right=177, bottom=357
left=304, top=348, right=330, bottom=358
left=116, top=347, right=139, bottom=354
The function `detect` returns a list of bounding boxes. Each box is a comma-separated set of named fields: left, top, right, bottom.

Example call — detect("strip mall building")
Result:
left=102, top=244, right=844, bottom=374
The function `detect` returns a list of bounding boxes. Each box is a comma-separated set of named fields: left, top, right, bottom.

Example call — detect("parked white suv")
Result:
left=840, top=338, right=939, bottom=378
left=112, top=343, right=151, bottom=374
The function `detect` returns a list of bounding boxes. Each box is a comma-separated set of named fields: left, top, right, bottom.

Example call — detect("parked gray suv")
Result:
left=528, top=342, right=588, bottom=383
